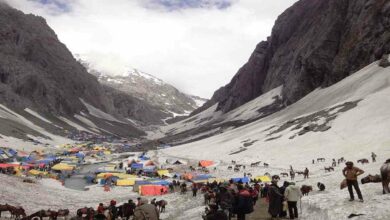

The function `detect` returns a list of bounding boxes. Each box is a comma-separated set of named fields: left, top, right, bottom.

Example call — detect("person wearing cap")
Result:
left=268, top=177, right=283, bottom=219
left=134, top=198, right=160, bottom=220
left=342, top=161, right=364, bottom=202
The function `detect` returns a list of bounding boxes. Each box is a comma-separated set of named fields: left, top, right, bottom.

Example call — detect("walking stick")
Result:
left=300, top=198, right=302, bottom=215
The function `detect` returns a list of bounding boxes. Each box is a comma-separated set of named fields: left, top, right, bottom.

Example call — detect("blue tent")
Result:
left=37, top=159, right=54, bottom=164
left=0, top=149, right=4, bottom=154
left=193, top=174, right=213, bottom=180
left=151, top=180, right=170, bottom=186
left=138, top=156, right=150, bottom=160
left=8, top=149, right=17, bottom=156
left=131, top=163, right=143, bottom=169
left=231, top=177, right=250, bottom=183
left=75, top=152, right=85, bottom=158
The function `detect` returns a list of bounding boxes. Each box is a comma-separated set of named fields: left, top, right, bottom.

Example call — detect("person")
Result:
left=279, top=181, right=290, bottom=218
left=169, top=183, right=175, bottom=193
left=97, top=203, right=105, bottom=214
left=203, top=204, right=228, bottom=220
left=268, top=177, right=283, bottom=219
left=372, top=152, right=377, bottom=162
left=192, top=183, right=199, bottom=197
left=290, top=170, right=295, bottom=181
left=108, top=200, right=118, bottom=219
left=342, top=161, right=364, bottom=202
left=284, top=182, right=302, bottom=219
left=249, top=187, right=259, bottom=206
left=134, top=198, right=160, bottom=220
left=122, top=199, right=136, bottom=220
left=233, top=184, right=253, bottom=220
left=151, top=198, right=157, bottom=206
left=216, top=185, right=234, bottom=220
left=304, top=168, right=309, bottom=179
left=136, top=197, right=141, bottom=206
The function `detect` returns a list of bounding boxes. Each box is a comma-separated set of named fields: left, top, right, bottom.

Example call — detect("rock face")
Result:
left=197, top=0, right=390, bottom=115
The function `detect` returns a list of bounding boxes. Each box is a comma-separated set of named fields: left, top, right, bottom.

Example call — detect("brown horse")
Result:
left=380, top=159, right=390, bottom=194
left=23, top=210, right=58, bottom=220
left=9, top=206, right=26, bottom=220
left=324, top=167, right=334, bottom=172
left=0, top=204, right=12, bottom=217
left=76, top=207, right=95, bottom=220
left=280, top=172, right=289, bottom=177
left=156, top=200, right=168, bottom=213
left=301, top=185, right=313, bottom=196
left=361, top=174, right=382, bottom=184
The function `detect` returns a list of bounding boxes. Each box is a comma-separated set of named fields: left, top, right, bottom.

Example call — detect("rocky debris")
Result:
left=196, top=0, right=390, bottom=116
left=267, top=100, right=361, bottom=140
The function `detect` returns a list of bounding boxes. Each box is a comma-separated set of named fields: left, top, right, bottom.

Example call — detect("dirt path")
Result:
left=248, top=198, right=271, bottom=220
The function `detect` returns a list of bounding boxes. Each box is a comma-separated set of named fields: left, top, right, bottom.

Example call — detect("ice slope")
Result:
left=160, top=60, right=390, bottom=219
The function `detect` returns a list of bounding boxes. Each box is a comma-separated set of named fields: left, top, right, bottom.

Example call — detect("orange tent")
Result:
left=199, top=160, right=214, bottom=167
left=140, top=185, right=168, bottom=196
left=183, top=173, right=194, bottom=180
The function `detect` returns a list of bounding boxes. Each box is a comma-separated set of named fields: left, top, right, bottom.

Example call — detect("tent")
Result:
left=157, top=170, right=170, bottom=177
left=231, top=177, right=250, bottom=183
left=193, top=174, right=213, bottom=180
left=140, top=185, right=168, bottom=196
left=207, top=178, right=226, bottom=184
left=253, top=176, right=271, bottom=183
left=183, top=173, right=194, bottom=180
left=116, top=179, right=136, bottom=186
left=144, top=161, right=155, bottom=166
left=199, top=160, right=214, bottom=167
left=28, top=169, right=48, bottom=176
left=131, top=163, right=143, bottom=169
left=173, top=160, right=187, bottom=165
left=96, top=173, right=137, bottom=179
left=150, top=180, right=170, bottom=186
left=8, top=149, right=17, bottom=156
left=52, top=163, right=75, bottom=171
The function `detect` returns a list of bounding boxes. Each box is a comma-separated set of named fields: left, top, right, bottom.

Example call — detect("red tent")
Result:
left=0, top=164, right=20, bottom=168
left=199, top=160, right=214, bottom=167
left=140, top=185, right=168, bottom=196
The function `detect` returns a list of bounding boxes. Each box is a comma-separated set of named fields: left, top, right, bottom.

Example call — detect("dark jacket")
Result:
left=233, top=189, right=254, bottom=214
left=268, top=183, right=283, bottom=216
left=205, top=210, right=228, bottom=220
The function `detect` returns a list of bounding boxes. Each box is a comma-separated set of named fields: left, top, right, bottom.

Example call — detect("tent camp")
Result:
left=253, top=176, right=272, bottom=183
left=140, top=185, right=168, bottom=196
left=231, top=177, right=250, bottom=183
left=199, top=160, right=214, bottom=167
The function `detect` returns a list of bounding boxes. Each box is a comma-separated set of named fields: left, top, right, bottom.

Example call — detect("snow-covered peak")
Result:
left=127, top=68, right=165, bottom=85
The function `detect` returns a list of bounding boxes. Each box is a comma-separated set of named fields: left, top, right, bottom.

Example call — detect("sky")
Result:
left=5, top=0, right=298, bottom=98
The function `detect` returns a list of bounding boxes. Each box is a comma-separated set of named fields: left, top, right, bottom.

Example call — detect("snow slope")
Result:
left=160, top=60, right=390, bottom=219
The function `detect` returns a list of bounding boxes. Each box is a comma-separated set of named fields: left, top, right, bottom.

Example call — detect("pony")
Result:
left=9, top=206, right=26, bottom=220
left=156, top=200, right=168, bottom=213
left=227, top=166, right=233, bottom=170
left=0, top=204, right=11, bottom=218
left=280, top=172, right=289, bottom=177
left=24, top=210, right=58, bottom=220
left=300, top=185, right=313, bottom=196
left=380, top=159, right=390, bottom=194
left=357, top=159, right=369, bottom=164
left=57, top=209, right=69, bottom=219
left=317, top=158, right=326, bottom=162
left=324, top=167, right=334, bottom=172
left=263, top=163, right=269, bottom=168
left=250, top=161, right=261, bottom=167
left=361, top=174, right=382, bottom=184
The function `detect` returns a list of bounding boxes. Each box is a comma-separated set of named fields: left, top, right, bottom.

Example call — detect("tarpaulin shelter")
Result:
left=28, top=169, right=48, bottom=176
left=157, top=170, right=170, bottom=177
left=116, top=179, right=136, bottom=186
left=193, top=174, right=213, bottom=180
left=207, top=178, right=226, bottom=184
left=150, top=180, right=170, bottom=186
left=231, top=177, right=250, bottom=183
left=140, top=185, right=168, bottom=196
left=138, top=155, right=150, bottom=161
left=253, top=176, right=271, bottom=183
left=199, top=160, right=214, bottom=167
left=0, top=149, right=4, bottom=154
left=131, top=163, right=143, bottom=169
left=8, top=149, right=17, bottom=156
left=96, top=173, right=137, bottom=179
left=183, top=173, right=194, bottom=180
left=52, top=163, right=75, bottom=171
left=133, top=181, right=153, bottom=192
left=0, top=164, right=20, bottom=168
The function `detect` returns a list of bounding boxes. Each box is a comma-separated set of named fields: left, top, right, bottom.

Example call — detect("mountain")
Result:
left=149, top=0, right=390, bottom=145
left=85, top=64, right=207, bottom=118
left=194, top=0, right=390, bottom=116
left=0, top=3, right=167, bottom=143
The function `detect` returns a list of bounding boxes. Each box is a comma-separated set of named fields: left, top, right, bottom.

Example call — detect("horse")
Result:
left=280, top=172, right=289, bottom=177
left=301, top=185, right=313, bottom=196
left=234, top=167, right=240, bottom=172
left=25, top=210, right=58, bottom=220
left=250, top=161, right=261, bottom=167
left=227, top=166, right=233, bottom=170
left=357, top=159, right=369, bottom=164
left=361, top=174, right=382, bottom=184
left=263, top=163, right=269, bottom=168
left=156, top=200, right=168, bottom=213
left=9, top=206, right=26, bottom=220
left=76, top=207, right=95, bottom=220
left=57, top=209, right=69, bottom=219
left=0, top=204, right=11, bottom=218
left=380, top=159, right=390, bottom=194
left=264, top=172, right=271, bottom=176
left=324, top=167, right=334, bottom=172
left=317, top=158, right=325, bottom=162
left=296, top=171, right=304, bottom=175
left=231, top=160, right=236, bottom=165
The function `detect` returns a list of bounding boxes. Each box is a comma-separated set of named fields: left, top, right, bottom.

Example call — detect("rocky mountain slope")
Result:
left=92, top=68, right=207, bottom=117
left=195, top=0, right=390, bottom=116
left=0, top=2, right=168, bottom=142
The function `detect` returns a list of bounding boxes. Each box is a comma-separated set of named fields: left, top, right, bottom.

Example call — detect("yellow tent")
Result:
left=157, top=170, right=170, bottom=177
left=96, top=173, right=137, bottom=179
left=28, top=169, right=48, bottom=176
left=116, top=179, right=136, bottom=186
left=52, top=163, right=75, bottom=171
left=254, top=176, right=271, bottom=183
left=104, top=151, right=111, bottom=155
